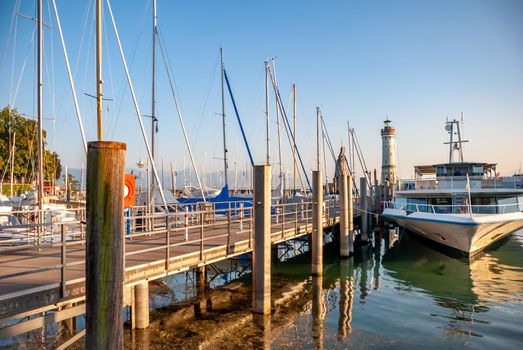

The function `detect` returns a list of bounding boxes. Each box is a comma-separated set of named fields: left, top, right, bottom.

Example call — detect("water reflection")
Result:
left=271, top=229, right=523, bottom=349
left=382, top=230, right=523, bottom=305
left=337, top=257, right=354, bottom=340
left=311, top=275, right=325, bottom=350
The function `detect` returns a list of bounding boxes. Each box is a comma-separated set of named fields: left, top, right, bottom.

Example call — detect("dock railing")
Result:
left=0, top=198, right=340, bottom=306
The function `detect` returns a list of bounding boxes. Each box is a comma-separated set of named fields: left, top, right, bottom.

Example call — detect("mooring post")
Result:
left=338, top=149, right=350, bottom=257
left=134, top=281, right=149, bottom=329
left=348, top=175, right=354, bottom=255
left=360, top=177, right=368, bottom=243
left=253, top=165, right=271, bottom=314
left=86, top=141, right=125, bottom=350
left=312, top=170, right=323, bottom=276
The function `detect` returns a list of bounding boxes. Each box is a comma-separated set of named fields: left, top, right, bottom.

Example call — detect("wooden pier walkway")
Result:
left=0, top=200, right=344, bottom=338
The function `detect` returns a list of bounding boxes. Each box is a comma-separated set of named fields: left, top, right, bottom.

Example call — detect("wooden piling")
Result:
left=194, top=266, right=206, bottom=317
left=253, top=165, right=271, bottom=314
left=347, top=175, right=354, bottom=255
left=86, top=141, right=125, bottom=350
left=312, top=171, right=323, bottom=275
left=360, top=177, right=368, bottom=243
left=339, top=165, right=350, bottom=257
left=134, top=282, right=149, bottom=329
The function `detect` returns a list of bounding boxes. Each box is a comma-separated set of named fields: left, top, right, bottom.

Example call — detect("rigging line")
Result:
left=351, top=127, right=372, bottom=191
left=0, top=0, right=21, bottom=72
left=9, top=0, right=21, bottom=106
left=80, top=0, right=95, bottom=116
left=193, top=51, right=219, bottom=143
left=106, top=0, right=169, bottom=208
left=12, top=27, right=37, bottom=107
left=113, top=0, right=151, bottom=137
left=51, top=0, right=87, bottom=154
left=223, top=69, right=255, bottom=167
left=266, top=67, right=308, bottom=193
left=45, top=0, right=56, bottom=124
left=320, top=114, right=340, bottom=175
left=156, top=29, right=207, bottom=201
left=113, top=33, right=152, bottom=138
left=267, top=67, right=311, bottom=193
left=72, top=0, right=92, bottom=77
left=322, top=128, right=328, bottom=188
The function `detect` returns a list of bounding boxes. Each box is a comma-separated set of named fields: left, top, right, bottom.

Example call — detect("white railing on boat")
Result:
left=399, top=176, right=522, bottom=191
left=383, top=201, right=522, bottom=215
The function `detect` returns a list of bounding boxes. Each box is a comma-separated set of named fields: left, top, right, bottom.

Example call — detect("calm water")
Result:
left=270, top=229, right=523, bottom=350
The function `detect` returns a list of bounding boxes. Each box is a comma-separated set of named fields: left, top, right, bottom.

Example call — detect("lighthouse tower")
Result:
left=381, top=119, right=396, bottom=187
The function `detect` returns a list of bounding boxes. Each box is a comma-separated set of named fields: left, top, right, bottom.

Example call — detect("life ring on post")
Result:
left=124, top=174, right=136, bottom=209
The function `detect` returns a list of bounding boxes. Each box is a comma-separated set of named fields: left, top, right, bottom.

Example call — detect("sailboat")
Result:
left=177, top=48, right=254, bottom=213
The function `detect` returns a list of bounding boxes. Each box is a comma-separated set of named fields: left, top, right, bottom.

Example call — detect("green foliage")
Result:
left=0, top=106, right=61, bottom=182
left=63, top=173, right=80, bottom=192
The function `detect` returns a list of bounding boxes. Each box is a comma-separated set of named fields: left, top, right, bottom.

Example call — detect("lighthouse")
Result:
left=381, top=119, right=396, bottom=190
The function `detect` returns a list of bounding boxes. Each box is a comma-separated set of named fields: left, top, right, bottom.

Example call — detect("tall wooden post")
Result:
left=312, top=171, right=323, bottom=275
left=338, top=149, right=350, bottom=257
left=347, top=174, right=354, bottom=255
left=253, top=165, right=271, bottom=314
left=86, top=141, right=125, bottom=350
left=360, top=177, right=368, bottom=243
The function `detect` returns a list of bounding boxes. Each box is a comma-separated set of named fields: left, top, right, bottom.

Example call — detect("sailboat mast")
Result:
left=147, top=0, right=157, bottom=214
left=220, top=47, right=228, bottom=186
left=37, top=0, right=44, bottom=218
left=264, top=60, right=270, bottom=165
left=292, top=83, right=297, bottom=194
left=96, top=0, right=103, bottom=140
left=270, top=60, right=283, bottom=197
left=151, top=0, right=157, bottom=180
left=316, top=107, right=320, bottom=171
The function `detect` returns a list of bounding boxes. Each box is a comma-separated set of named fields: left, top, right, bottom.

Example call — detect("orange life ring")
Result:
left=124, top=174, right=136, bottom=209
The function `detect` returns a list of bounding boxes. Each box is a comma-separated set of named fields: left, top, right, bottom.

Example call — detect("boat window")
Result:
left=406, top=198, right=427, bottom=212
left=498, top=197, right=518, bottom=213
left=428, top=197, right=451, bottom=213
left=471, top=197, right=496, bottom=214
left=436, top=166, right=447, bottom=176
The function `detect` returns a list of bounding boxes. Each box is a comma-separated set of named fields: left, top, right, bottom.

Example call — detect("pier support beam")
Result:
left=134, top=281, right=149, bottom=329
left=312, top=171, right=323, bottom=275
left=253, top=165, right=271, bottom=315
left=360, top=177, right=368, bottom=243
left=348, top=175, right=354, bottom=255
left=338, top=164, right=349, bottom=257
left=194, top=266, right=206, bottom=317
left=86, top=141, right=126, bottom=350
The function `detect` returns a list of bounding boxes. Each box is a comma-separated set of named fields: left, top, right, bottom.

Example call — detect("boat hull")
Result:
left=382, top=209, right=523, bottom=255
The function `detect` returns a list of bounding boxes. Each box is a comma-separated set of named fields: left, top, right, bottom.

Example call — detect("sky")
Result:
left=1, top=0, right=522, bottom=189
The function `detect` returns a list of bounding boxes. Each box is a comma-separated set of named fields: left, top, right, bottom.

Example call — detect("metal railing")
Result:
left=0, top=198, right=340, bottom=304
left=383, top=201, right=522, bottom=215
left=400, top=176, right=522, bottom=191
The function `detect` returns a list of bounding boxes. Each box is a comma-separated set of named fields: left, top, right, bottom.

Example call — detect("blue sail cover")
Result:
left=178, top=185, right=252, bottom=214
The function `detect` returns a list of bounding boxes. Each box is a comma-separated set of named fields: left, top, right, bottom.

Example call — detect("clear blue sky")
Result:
left=1, top=0, right=522, bottom=188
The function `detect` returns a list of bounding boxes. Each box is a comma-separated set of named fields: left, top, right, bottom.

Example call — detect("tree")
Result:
left=63, top=173, right=80, bottom=193
left=0, top=106, right=61, bottom=182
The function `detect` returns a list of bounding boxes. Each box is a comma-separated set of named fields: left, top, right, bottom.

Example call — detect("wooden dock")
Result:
left=0, top=200, right=345, bottom=339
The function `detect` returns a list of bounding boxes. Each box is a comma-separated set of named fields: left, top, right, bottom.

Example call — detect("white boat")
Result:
left=382, top=119, right=523, bottom=255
